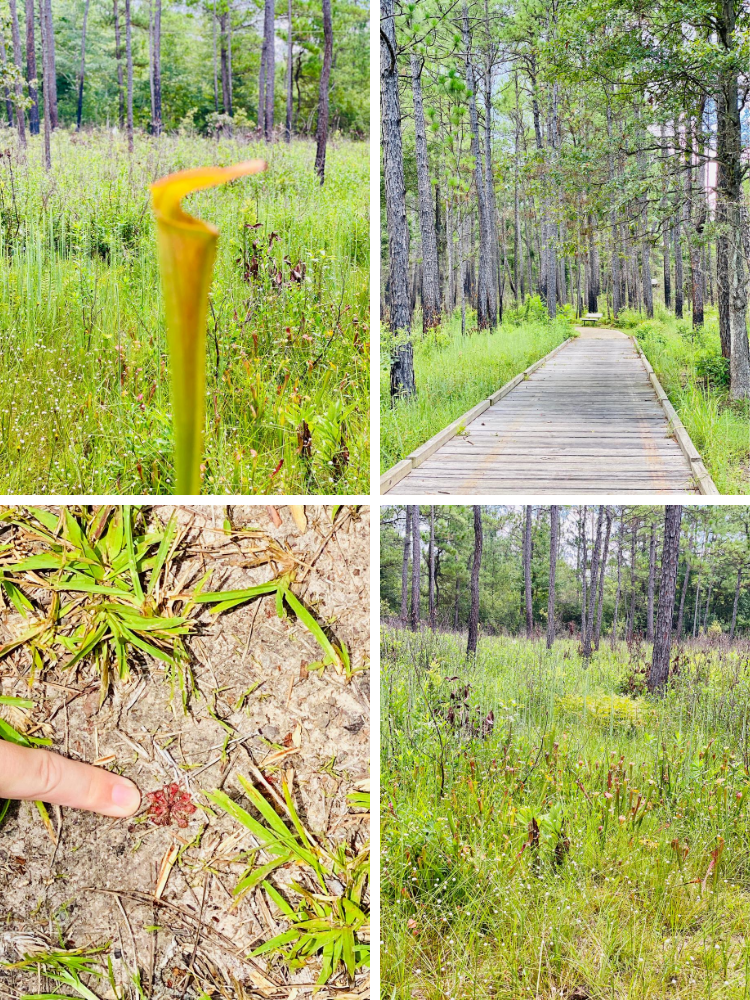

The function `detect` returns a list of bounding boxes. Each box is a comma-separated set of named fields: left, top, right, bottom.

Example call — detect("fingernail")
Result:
left=111, top=778, right=141, bottom=815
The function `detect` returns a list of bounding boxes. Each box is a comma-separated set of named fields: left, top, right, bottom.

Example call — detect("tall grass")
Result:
left=0, top=129, right=369, bottom=494
left=616, top=307, right=749, bottom=495
left=380, top=302, right=572, bottom=473
left=382, top=626, right=750, bottom=1000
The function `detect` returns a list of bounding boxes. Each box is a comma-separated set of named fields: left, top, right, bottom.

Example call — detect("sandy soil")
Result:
left=0, top=504, right=370, bottom=1000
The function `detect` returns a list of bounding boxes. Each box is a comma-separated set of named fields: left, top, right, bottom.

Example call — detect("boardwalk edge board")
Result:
left=629, top=336, right=720, bottom=496
left=380, top=335, right=574, bottom=494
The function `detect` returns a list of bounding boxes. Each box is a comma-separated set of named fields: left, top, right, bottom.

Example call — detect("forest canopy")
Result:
left=381, top=505, right=750, bottom=639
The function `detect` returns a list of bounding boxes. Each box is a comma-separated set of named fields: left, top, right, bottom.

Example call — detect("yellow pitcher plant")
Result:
left=151, top=160, right=267, bottom=494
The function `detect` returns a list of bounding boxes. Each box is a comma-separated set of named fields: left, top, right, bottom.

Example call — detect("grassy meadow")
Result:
left=380, top=302, right=572, bottom=474
left=0, top=129, right=369, bottom=494
left=616, top=307, right=749, bottom=495
left=382, top=627, right=750, bottom=1000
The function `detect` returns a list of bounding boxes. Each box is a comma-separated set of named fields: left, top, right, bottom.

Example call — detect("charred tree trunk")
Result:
left=410, top=506, right=420, bottom=632
left=547, top=505, right=558, bottom=649
left=648, top=506, right=683, bottom=693
left=467, top=506, right=483, bottom=656
left=8, top=0, right=27, bottom=147
left=25, top=0, right=38, bottom=134
left=76, top=0, right=90, bottom=130
left=381, top=0, right=414, bottom=396
left=410, top=56, right=441, bottom=332
left=314, top=0, right=332, bottom=181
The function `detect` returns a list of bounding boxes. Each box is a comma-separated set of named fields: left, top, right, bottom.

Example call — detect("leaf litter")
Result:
left=0, top=504, right=370, bottom=1000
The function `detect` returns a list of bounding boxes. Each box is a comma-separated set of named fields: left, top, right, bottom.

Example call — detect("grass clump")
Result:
left=380, top=304, right=572, bottom=473
left=382, top=627, right=750, bottom=1000
left=0, top=131, right=369, bottom=495
left=616, top=306, right=749, bottom=494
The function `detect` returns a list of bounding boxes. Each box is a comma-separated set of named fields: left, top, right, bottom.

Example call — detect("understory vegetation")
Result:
left=382, top=627, right=750, bottom=1000
left=0, top=131, right=369, bottom=494
left=615, top=307, right=749, bottom=495
left=380, top=303, right=571, bottom=473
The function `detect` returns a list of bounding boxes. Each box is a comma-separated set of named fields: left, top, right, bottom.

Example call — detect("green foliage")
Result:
left=380, top=313, right=571, bottom=472
left=0, top=131, right=369, bottom=494
left=382, top=627, right=750, bottom=999
left=3, top=944, right=108, bottom=1000
left=0, top=505, right=195, bottom=705
left=627, top=309, right=750, bottom=494
left=208, top=775, right=369, bottom=983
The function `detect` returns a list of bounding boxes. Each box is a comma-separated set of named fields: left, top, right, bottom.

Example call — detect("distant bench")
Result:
left=580, top=312, right=603, bottom=326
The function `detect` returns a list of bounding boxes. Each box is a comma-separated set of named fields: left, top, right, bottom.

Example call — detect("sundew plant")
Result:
left=0, top=131, right=369, bottom=494
left=382, top=627, right=750, bottom=1000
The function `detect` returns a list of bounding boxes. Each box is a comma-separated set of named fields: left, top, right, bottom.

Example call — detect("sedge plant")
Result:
left=150, top=160, right=266, bottom=494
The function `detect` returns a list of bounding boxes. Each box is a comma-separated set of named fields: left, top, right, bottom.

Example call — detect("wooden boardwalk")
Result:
left=385, top=329, right=701, bottom=495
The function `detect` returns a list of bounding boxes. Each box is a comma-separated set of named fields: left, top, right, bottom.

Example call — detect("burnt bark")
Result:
left=314, top=0, right=332, bottom=181
left=648, top=506, right=683, bottom=693
left=410, top=55, right=441, bottom=332
left=467, top=506, right=483, bottom=656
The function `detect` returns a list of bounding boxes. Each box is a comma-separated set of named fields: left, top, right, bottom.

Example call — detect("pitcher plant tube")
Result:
left=151, top=160, right=267, bottom=494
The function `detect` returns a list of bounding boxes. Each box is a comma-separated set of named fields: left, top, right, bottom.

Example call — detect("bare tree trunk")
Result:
left=611, top=513, right=624, bottom=647
left=152, top=0, right=161, bottom=134
left=583, top=506, right=604, bottom=658
left=547, top=505, right=558, bottom=649
left=730, top=566, right=741, bottom=640
left=25, top=0, right=38, bottom=133
left=113, top=0, right=124, bottom=127
left=676, top=557, right=690, bottom=640
left=410, top=55, right=441, bottom=332
left=125, top=0, right=133, bottom=152
left=219, top=11, right=231, bottom=115
left=37, top=0, right=50, bottom=167
left=8, top=0, right=27, bottom=147
left=0, top=28, right=14, bottom=128
left=524, top=506, right=533, bottom=638
left=285, top=0, right=292, bottom=142
left=263, top=0, right=275, bottom=141
left=76, top=0, right=90, bottom=130
left=314, top=0, right=332, bottom=181
left=410, top=506, right=420, bottom=632
left=429, top=506, right=436, bottom=630
left=594, top=508, right=612, bottom=651
left=461, top=1, right=496, bottom=329
left=646, top=523, right=656, bottom=642
left=627, top=518, right=638, bottom=641
left=467, top=506, right=483, bottom=656
left=648, top=506, right=683, bottom=693
left=211, top=0, right=219, bottom=113
left=42, top=0, right=56, bottom=128
left=381, top=0, right=414, bottom=396
left=400, top=507, right=411, bottom=621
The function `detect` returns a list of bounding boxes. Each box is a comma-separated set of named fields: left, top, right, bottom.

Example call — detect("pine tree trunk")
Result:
left=381, top=0, right=414, bottom=396
left=627, top=519, right=638, bottom=642
left=461, top=1, right=496, bottom=329
left=400, top=507, right=411, bottom=621
left=0, top=28, right=14, bottom=128
left=646, top=523, right=656, bottom=641
left=219, top=12, right=231, bottom=115
left=524, top=506, right=533, bottom=638
left=429, top=506, right=436, bottom=630
left=648, top=506, right=683, bottom=692
left=113, top=0, right=124, bottom=127
left=125, top=0, right=133, bottom=152
left=8, top=0, right=27, bottom=147
left=410, top=55, right=441, bottom=332
left=263, top=0, right=275, bottom=140
left=594, top=508, right=612, bottom=651
left=285, top=0, right=293, bottom=142
left=580, top=506, right=588, bottom=644
left=673, top=214, right=683, bottom=319
left=546, top=505, right=558, bottom=648
left=211, top=0, right=218, bottom=113
left=313, top=0, right=332, bottom=181
left=676, top=558, right=690, bottom=640
left=42, top=0, right=56, bottom=128
left=410, top=506, right=420, bottom=632
left=583, top=506, right=604, bottom=658
left=467, top=506, right=483, bottom=655
left=76, top=0, right=90, bottom=130
left=37, top=0, right=50, bottom=167
left=730, top=566, right=741, bottom=640
left=611, top=513, right=624, bottom=647
left=606, top=101, right=620, bottom=318
left=25, top=0, right=39, bottom=133
left=152, top=0, right=161, bottom=134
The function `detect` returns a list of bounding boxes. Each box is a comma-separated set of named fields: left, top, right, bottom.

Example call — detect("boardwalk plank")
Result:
left=385, top=329, right=700, bottom=495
